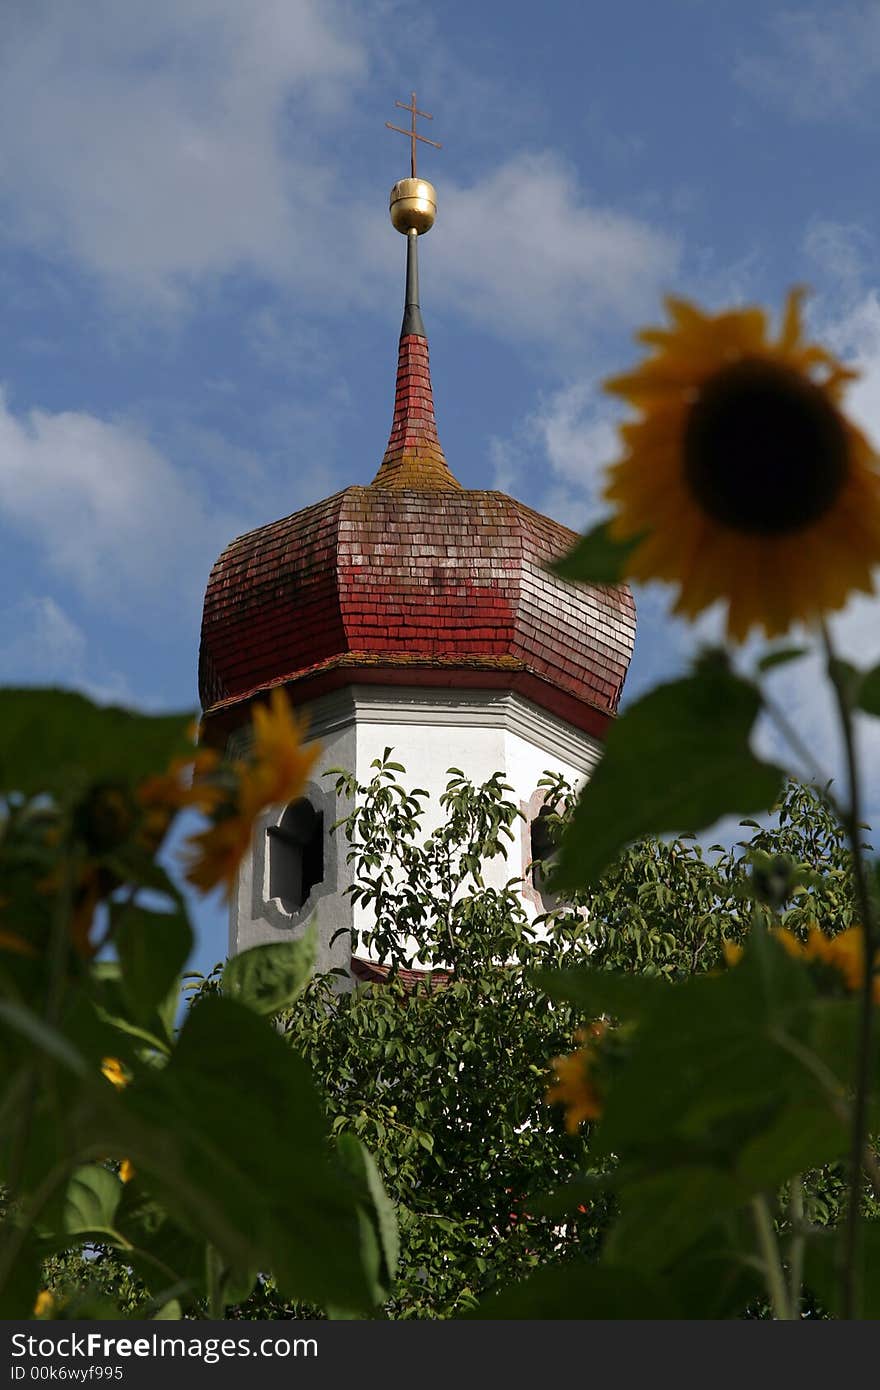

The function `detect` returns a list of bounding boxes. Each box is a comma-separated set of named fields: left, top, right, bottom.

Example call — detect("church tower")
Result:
left=197, top=95, right=636, bottom=980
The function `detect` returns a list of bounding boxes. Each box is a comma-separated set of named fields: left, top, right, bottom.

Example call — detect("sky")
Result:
left=3, top=0, right=880, bottom=971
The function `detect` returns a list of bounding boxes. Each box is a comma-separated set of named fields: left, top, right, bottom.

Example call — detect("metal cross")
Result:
left=385, top=91, right=441, bottom=178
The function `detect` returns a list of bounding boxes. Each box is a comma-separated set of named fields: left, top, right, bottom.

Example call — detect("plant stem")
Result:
left=772, top=1026, right=880, bottom=1201
left=751, top=1194, right=791, bottom=1319
left=205, top=1243, right=225, bottom=1320
left=761, top=689, right=836, bottom=805
left=788, top=1176, right=805, bottom=1319
left=46, top=849, right=76, bottom=1027
left=821, top=620, right=878, bottom=1321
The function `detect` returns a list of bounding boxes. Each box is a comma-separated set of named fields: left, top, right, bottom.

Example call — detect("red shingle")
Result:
left=198, top=313, right=636, bottom=741
left=199, top=485, right=636, bottom=734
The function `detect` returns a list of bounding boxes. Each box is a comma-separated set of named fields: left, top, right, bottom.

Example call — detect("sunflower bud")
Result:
left=73, top=783, right=137, bottom=855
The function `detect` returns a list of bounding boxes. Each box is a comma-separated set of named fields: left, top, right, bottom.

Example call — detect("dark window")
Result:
left=530, top=805, right=554, bottom=867
left=530, top=805, right=556, bottom=896
left=267, top=797, right=324, bottom=912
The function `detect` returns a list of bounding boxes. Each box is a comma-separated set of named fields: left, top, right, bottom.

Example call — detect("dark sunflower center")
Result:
left=682, top=358, right=849, bottom=534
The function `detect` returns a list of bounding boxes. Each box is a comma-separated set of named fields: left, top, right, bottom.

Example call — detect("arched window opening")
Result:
left=267, top=797, right=324, bottom=913
left=529, top=805, right=556, bottom=895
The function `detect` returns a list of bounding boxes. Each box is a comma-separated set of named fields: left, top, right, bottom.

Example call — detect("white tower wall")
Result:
left=230, top=684, right=602, bottom=980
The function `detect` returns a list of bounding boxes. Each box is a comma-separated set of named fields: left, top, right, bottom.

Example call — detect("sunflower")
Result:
left=724, top=925, right=880, bottom=1001
left=545, top=1023, right=607, bottom=1133
left=183, top=687, right=318, bottom=899
left=101, top=1056, right=129, bottom=1089
left=183, top=812, right=255, bottom=899
left=242, top=687, right=318, bottom=819
left=604, top=290, right=880, bottom=641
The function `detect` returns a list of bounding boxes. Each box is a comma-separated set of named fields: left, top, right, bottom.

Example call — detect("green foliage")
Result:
left=62, top=1165, right=123, bottom=1242
left=115, top=906, right=193, bottom=1024
left=542, top=772, right=856, bottom=981
left=554, top=651, right=785, bottom=890
left=507, top=733, right=878, bottom=1320
left=276, top=759, right=863, bottom=1318
left=482, top=927, right=875, bottom=1318
left=0, top=687, right=394, bottom=1320
left=327, top=754, right=528, bottom=974
left=221, top=923, right=317, bottom=1015
left=471, top=1261, right=679, bottom=1319
left=4, top=668, right=879, bottom=1321
left=858, top=663, right=880, bottom=718
left=756, top=647, right=809, bottom=673
left=552, top=520, right=643, bottom=585
left=275, top=753, right=603, bottom=1317
left=0, top=688, right=194, bottom=798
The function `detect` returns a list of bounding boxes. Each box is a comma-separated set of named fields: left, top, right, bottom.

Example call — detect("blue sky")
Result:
left=3, top=0, right=880, bottom=971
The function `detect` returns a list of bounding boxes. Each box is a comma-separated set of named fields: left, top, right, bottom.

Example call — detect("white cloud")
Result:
left=752, top=597, right=880, bottom=838
left=0, top=7, right=680, bottom=356
left=0, top=0, right=367, bottom=305
left=490, top=380, right=621, bottom=536
left=0, top=594, right=139, bottom=704
left=0, top=388, right=250, bottom=612
left=531, top=384, right=618, bottom=494
left=0, top=596, right=87, bottom=682
left=819, top=288, right=880, bottom=437
left=736, top=4, right=880, bottom=122
left=804, top=221, right=874, bottom=291
left=428, top=153, right=680, bottom=346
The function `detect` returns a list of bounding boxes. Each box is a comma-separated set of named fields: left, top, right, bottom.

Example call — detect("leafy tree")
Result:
left=236, top=755, right=864, bottom=1318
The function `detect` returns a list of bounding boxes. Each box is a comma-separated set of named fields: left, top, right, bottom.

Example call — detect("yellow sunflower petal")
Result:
left=545, top=1048, right=603, bottom=1133
left=599, top=289, right=880, bottom=642
left=101, top=1057, right=128, bottom=1090
left=778, top=286, right=807, bottom=354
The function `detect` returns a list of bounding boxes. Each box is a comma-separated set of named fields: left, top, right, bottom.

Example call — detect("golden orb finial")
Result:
left=385, top=91, right=441, bottom=235
left=390, top=177, right=437, bottom=235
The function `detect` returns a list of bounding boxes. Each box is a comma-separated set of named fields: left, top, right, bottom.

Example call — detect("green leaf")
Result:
left=115, top=906, right=192, bottom=1024
left=531, top=1170, right=624, bottom=1220
left=92, top=1009, right=172, bottom=1057
left=153, top=1299, right=183, bottom=1319
left=222, top=923, right=317, bottom=1015
left=0, top=999, right=89, bottom=1077
left=605, top=1166, right=743, bottom=1272
left=336, top=1133, right=399, bottom=1303
left=551, top=520, right=642, bottom=585
left=662, top=1218, right=765, bottom=1319
left=126, top=995, right=377, bottom=1312
left=735, top=1100, right=847, bottom=1192
left=103, top=852, right=185, bottom=909
left=534, top=966, right=668, bottom=1021
left=756, top=647, right=808, bottom=673
left=592, top=936, right=819, bottom=1164
left=112, top=1181, right=208, bottom=1303
left=806, top=997, right=880, bottom=1126
left=470, top=1261, right=679, bottom=1319
left=0, top=688, right=195, bottom=798
left=804, top=1221, right=880, bottom=1318
left=0, top=1226, right=44, bottom=1318
left=554, top=655, right=784, bottom=890
left=858, top=663, right=880, bottom=718
left=63, top=1164, right=123, bottom=1240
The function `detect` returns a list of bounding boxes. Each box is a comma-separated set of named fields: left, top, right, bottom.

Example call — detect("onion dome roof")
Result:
left=199, top=481, right=635, bottom=744
left=198, top=137, right=635, bottom=745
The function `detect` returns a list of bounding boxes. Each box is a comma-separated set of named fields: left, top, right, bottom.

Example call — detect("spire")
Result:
left=371, top=93, right=461, bottom=492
